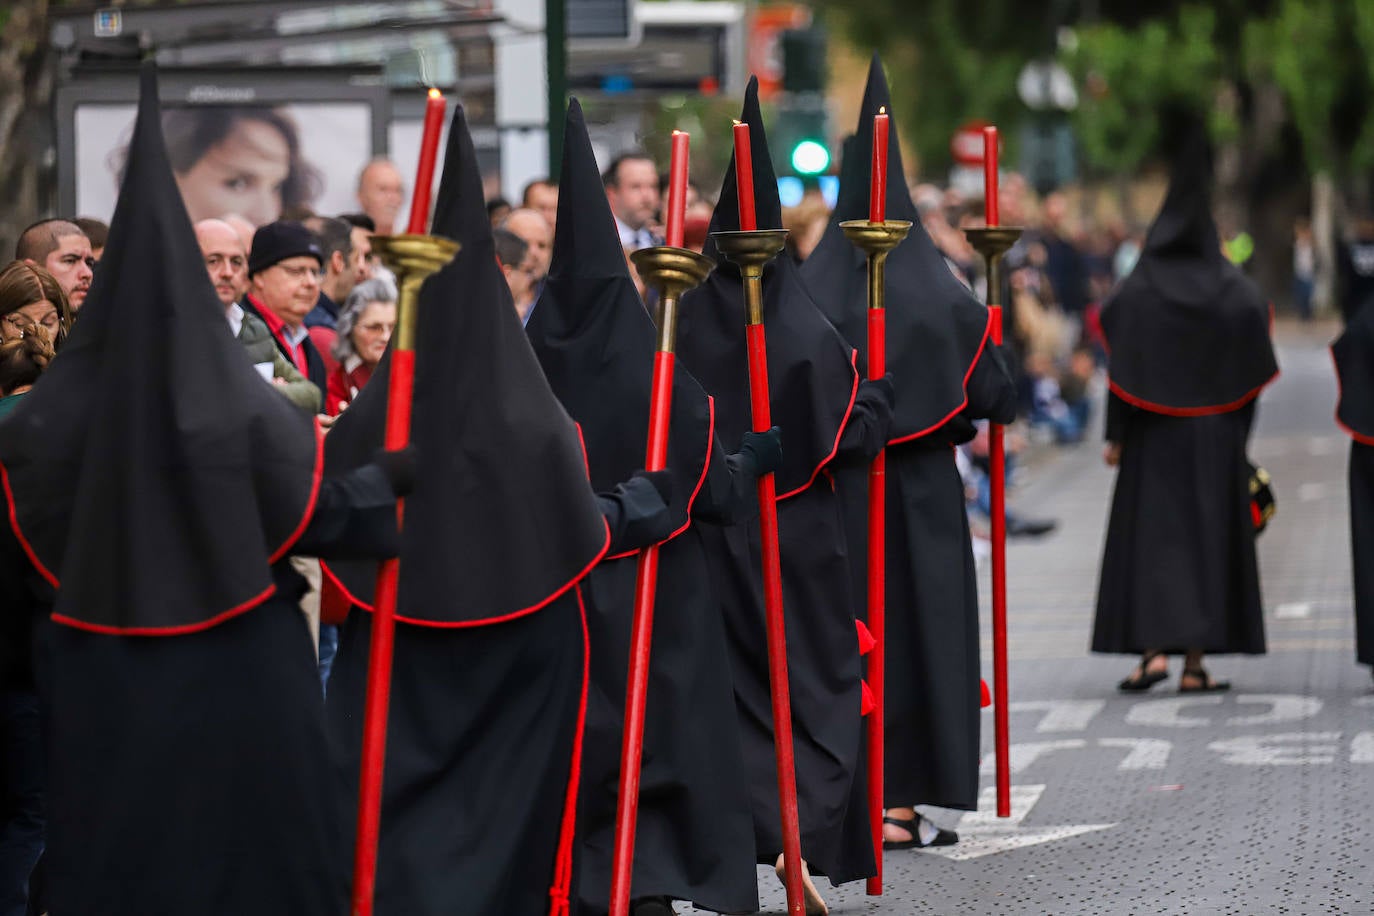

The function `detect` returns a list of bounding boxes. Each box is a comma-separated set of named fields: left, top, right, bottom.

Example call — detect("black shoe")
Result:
left=1179, top=667, right=1230, bottom=693
left=631, top=897, right=675, bottom=916
left=1006, top=515, right=1057, bottom=537
left=882, top=813, right=958, bottom=850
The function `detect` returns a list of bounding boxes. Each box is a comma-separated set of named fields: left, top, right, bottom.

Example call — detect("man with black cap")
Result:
left=677, top=77, right=893, bottom=910
left=0, top=63, right=411, bottom=915
left=1093, top=111, right=1278, bottom=693
left=802, top=55, right=1018, bottom=852
left=244, top=220, right=331, bottom=393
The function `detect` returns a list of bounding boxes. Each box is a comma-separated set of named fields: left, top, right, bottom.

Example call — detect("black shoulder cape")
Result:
left=1335, top=300, right=1374, bottom=444
left=0, top=62, right=321, bottom=634
left=321, top=103, right=609, bottom=626
left=801, top=54, right=991, bottom=443
left=678, top=76, right=858, bottom=498
left=1101, top=117, right=1277, bottom=415
left=526, top=98, right=714, bottom=555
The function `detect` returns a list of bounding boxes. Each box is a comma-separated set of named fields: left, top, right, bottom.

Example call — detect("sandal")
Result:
left=1118, top=651, right=1169, bottom=692
left=1179, top=667, right=1230, bottom=693
left=881, top=813, right=958, bottom=850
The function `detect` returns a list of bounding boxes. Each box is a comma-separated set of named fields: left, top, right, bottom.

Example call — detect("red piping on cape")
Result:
left=546, top=583, right=592, bottom=916
left=1106, top=372, right=1277, bottom=418
left=322, top=518, right=614, bottom=629
left=606, top=395, right=717, bottom=560
left=1331, top=345, right=1374, bottom=446
left=776, top=348, right=861, bottom=502
left=886, top=310, right=993, bottom=447
left=1, top=418, right=326, bottom=636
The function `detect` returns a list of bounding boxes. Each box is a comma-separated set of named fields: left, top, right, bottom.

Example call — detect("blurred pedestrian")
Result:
left=1094, top=116, right=1277, bottom=693
left=73, top=218, right=108, bottom=262
left=1293, top=217, right=1316, bottom=322
left=494, top=228, right=537, bottom=322
left=521, top=178, right=559, bottom=235
left=355, top=158, right=405, bottom=236
left=500, top=207, right=552, bottom=283
left=301, top=216, right=366, bottom=376
left=604, top=152, right=661, bottom=251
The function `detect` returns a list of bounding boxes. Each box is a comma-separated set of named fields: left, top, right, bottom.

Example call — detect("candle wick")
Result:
left=878, top=106, right=886, bottom=115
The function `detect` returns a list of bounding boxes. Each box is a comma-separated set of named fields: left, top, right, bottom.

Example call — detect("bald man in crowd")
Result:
left=193, top=218, right=321, bottom=415
left=356, top=159, right=406, bottom=236
left=501, top=208, right=552, bottom=286
left=522, top=179, right=559, bottom=235
left=15, top=219, right=94, bottom=311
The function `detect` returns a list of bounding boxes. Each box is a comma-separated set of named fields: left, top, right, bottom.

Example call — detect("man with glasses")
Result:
left=194, top=218, right=320, bottom=415
left=15, top=219, right=95, bottom=312
left=243, top=221, right=330, bottom=394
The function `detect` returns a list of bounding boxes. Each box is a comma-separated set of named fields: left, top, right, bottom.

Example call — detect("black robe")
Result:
left=30, top=466, right=398, bottom=915
left=802, top=55, right=1015, bottom=810
left=1332, top=299, right=1374, bottom=666
left=523, top=99, right=759, bottom=914
left=1092, top=114, right=1273, bottom=659
left=677, top=77, right=874, bottom=885
left=1093, top=395, right=1265, bottom=654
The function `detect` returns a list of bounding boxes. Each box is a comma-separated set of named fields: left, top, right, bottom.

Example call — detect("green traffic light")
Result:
left=790, top=139, right=830, bottom=176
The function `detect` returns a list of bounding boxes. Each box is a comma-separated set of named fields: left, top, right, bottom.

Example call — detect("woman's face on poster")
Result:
left=175, top=118, right=291, bottom=227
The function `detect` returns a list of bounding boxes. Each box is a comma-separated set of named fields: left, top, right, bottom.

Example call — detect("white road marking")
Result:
left=1125, top=696, right=1224, bottom=728
left=1207, top=732, right=1341, bottom=766
left=1099, top=737, right=1172, bottom=770
left=921, top=785, right=1115, bottom=861
left=1227, top=694, right=1323, bottom=726
left=1352, top=732, right=1374, bottom=764
left=979, top=740, right=1087, bottom=776
left=1298, top=483, right=1330, bottom=501
left=1008, top=700, right=1107, bottom=733
left=1274, top=601, right=1313, bottom=619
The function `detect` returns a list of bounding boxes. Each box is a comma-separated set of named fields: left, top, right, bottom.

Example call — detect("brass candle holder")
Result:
left=840, top=219, right=912, bottom=315
left=370, top=233, right=461, bottom=351
left=963, top=227, right=1023, bottom=313
left=630, top=245, right=716, bottom=351
left=709, top=230, right=790, bottom=325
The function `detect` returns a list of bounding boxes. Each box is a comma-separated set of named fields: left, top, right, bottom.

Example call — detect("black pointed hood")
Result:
left=1101, top=111, right=1278, bottom=415
left=322, top=103, right=609, bottom=625
left=802, top=53, right=994, bottom=441
left=677, top=76, right=858, bottom=498
left=0, top=61, right=322, bottom=633
left=525, top=98, right=714, bottom=550
left=1334, top=299, right=1374, bottom=444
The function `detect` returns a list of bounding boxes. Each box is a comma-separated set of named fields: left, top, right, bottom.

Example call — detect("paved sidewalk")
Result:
left=741, top=320, right=1371, bottom=915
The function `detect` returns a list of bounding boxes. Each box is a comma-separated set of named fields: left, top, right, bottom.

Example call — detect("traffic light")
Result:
left=777, top=26, right=830, bottom=177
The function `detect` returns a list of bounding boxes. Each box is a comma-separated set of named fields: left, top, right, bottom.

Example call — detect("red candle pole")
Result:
left=870, top=108, right=888, bottom=224
left=733, top=121, right=757, bottom=231
left=406, top=89, right=446, bottom=235
left=983, top=125, right=1011, bottom=819
left=664, top=131, right=690, bottom=249
left=863, top=104, right=891, bottom=897
left=350, top=234, right=456, bottom=915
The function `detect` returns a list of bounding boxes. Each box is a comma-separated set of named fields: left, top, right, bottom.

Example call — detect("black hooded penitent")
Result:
left=677, top=76, right=874, bottom=885
left=1101, top=116, right=1278, bottom=414
left=323, top=102, right=609, bottom=916
left=524, top=97, right=759, bottom=914
left=802, top=53, right=992, bottom=444
left=1333, top=298, right=1374, bottom=666
left=679, top=77, right=859, bottom=498
left=1093, top=112, right=1269, bottom=660
left=0, top=62, right=407, bottom=916
left=0, top=64, right=321, bottom=635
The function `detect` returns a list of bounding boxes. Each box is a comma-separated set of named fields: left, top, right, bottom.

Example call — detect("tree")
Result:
left=0, top=1, right=57, bottom=259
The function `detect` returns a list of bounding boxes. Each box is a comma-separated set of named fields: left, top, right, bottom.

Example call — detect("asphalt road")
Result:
left=741, top=319, right=1371, bottom=915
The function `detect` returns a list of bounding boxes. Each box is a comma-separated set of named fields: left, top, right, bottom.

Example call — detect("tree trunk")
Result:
left=0, top=0, right=54, bottom=259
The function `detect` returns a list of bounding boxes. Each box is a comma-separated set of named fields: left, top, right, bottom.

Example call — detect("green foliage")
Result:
left=1065, top=5, right=1231, bottom=176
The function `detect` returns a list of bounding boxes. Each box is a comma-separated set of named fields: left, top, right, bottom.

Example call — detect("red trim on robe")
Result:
left=1331, top=345, right=1374, bottom=446
left=777, top=348, right=861, bottom=502
left=1106, top=373, right=1277, bottom=418
left=51, top=584, right=278, bottom=636
left=323, top=519, right=614, bottom=629
left=605, top=396, right=717, bottom=560
left=0, top=459, right=59, bottom=590
left=546, top=583, right=592, bottom=916
left=886, top=311, right=994, bottom=447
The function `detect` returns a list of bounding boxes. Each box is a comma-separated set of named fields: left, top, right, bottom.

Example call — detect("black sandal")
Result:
left=1179, top=667, right=1230, bottom=693
left=1118, top=651, right=1168, bottom=692
left=882, top=813, right=958, bottom=850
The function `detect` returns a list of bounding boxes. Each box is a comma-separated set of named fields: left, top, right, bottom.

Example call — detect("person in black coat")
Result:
left=1333, top=293, right=1374, bottom=679
left=1092, top=114, right=1278, bottom=693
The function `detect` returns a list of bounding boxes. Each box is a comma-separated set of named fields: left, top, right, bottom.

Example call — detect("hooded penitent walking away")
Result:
left=1333, top=296, right=1374, bottom=674
left=801, top=55, right=1016, bottom=826
left=525, top=99, right=767, bottom=915
left=0, top=63, right=405, bottom=915
left=676, top=77, right=889, bottom=889
left=1092, top=115, right=1278, bottom=689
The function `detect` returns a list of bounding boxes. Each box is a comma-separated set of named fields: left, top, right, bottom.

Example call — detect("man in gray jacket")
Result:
left=195, top=219, right=321, bottom=415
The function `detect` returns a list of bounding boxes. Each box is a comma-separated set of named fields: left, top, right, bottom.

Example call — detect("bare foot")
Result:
left=774, top=853, right=828, bottom=916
